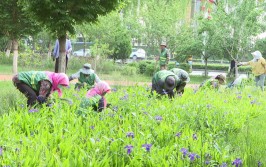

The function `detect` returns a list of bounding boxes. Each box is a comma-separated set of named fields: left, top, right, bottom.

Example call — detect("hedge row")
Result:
left=192, top=63, right=251, bottom=72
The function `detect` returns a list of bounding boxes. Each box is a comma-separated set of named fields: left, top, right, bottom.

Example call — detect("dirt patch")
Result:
left=0, top=75, right=12, bottom=81
left=0, top=74, right=199, bottom=88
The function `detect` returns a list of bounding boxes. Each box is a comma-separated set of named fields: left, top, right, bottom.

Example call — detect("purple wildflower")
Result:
left=175, top=132, right=182, bottom=138
left=188, top=153, right=200, bottom=162
left=248, top=94, right=252, bottom=98
left=112, top=106, right=118, bottom=112
left=192, top=133, right=197, bottom=140
left=142, top=144, right=152, bottom=152
left=155, top=116, right=163, bottom=121
left=111, top=88, right=117, bottom=92
left=237, top=95, right=242, bottom=99
left=220, top=162, right=227, bottom=167
left=162, top=89, right=168, bottom=95
left=205, top=161, right=210, bottom=165
left=232, top=158, right=242, bottom=167
left=29, top=108, right=39, bottom=113
left=206, top=104, right=211, bottom=109
left=180, top=148, right=188, bottom=157
left=90, top=126, right=95, bottom=130
left=0, top=147, right=2, bottom=156
left=143, top=112, right=149, bottom=115
left=258, top=161, right=262, bottom=167
left=250, top=100, right=256, bottom=105
left=120, top=94, right=129, bottom=100
left=126, top=132, right=134, bottom=138
left=124, top=145, right=133, bottom=155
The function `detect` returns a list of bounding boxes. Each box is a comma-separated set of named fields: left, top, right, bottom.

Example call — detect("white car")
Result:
left=129, top=48, right=146, bottom=60
left=72, top=49, right=91, bottom=57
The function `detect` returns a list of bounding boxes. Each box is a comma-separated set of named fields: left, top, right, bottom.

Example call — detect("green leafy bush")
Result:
left=0, top=52, right=12, bottom=65
left=120, top=66, right=137, bottom=76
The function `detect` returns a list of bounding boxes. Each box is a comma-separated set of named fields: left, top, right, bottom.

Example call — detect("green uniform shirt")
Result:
left=152, top=70, right=177, bottom=91
left=18, top=71, right=50, bottom=91
left=159, top=48, right=169, bottom=66
left=78, top=73, right=96, bottom=86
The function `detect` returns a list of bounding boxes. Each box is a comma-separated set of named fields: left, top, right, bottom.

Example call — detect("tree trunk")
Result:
left=12, top=39, right=19, bottom=74
left=47, top=41, right=52, bottom=60
left=58, top=35, right=66, bottom=73
left=5, top=40, right=12, bottom=57
left=81, top=32, right=86, bottom=57
left=235, top=60, right=239, bottom=79
left=204, top=58, right=208, bottom=77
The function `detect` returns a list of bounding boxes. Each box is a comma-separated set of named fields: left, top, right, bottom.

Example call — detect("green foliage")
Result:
left=0, top=83, right=265, bottom=166
left=120, top=66, right=137, bottom=76
left=21, top=0, right=124, bottom=37
left=96, top=61, right=118, bottom=74
left=111, top=29, right=132, bottom=61
left=0, top=52, right=12, bottom=65
left=254, top=38, right=266, bottom=56
left=0, top=0, right=39, bottom=39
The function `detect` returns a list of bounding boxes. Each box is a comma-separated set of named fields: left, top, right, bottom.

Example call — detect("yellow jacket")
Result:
left=245, top=58, right=266, bottom=76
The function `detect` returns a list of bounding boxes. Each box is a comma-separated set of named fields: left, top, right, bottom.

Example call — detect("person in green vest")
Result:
left=170, top=68, right=190, bottom=95
left=69, top=63, right=101, bottom=90
left=12, top=71, right=69, bottom=107
left=199, top=74, right=226, bottom=90
left=157, top=42, right=170, bottom=70
left=151, top=70, right=179, bottom=98
left=78, top=81, right=111, bottom=115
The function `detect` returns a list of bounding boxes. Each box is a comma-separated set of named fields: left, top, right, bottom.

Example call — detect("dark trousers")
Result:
left=55, top=55, right=68, bottom=73
left=14, top=82, right=38, bottom=107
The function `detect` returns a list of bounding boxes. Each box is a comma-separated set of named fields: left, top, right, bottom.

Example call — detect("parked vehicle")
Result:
left=129, top=48, right=146, bottom=60
left=72, top=49, right=91, bottom=57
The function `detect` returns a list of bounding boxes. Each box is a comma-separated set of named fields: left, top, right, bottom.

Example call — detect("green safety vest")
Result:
left=159, top=48, right=168, bottom=65
left=78, top=73, right=96, bottom=86
left=18, top=71, right=50, bottom=91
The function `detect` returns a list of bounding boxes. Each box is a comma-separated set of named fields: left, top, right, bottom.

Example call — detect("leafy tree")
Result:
left=77, top=11, right=131, bottom=62
left=210, top=0, right=264, bottom=77
left=111, top=28, right=132, bottom=62
left=0, top=0, right=39, bottom=74
left=22, top=0, right=124, bottom=73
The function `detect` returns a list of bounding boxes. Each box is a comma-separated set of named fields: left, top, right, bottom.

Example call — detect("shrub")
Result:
left=97, top=61, right=117, bottom=74
left=0, top=52, right=12, bottom=65
left=121, top=66, right=137, bottom=76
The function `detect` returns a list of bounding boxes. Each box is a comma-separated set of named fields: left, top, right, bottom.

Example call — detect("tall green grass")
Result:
left=0, top=83, right=265, bottom=166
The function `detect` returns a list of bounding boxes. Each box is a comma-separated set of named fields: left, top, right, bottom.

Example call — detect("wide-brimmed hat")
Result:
left=215, top=74, right=226, bottom=84
left=251, top=50, right=262, bottom=59
left=80, top=63, right=93, bottom=74
left=160, top=42, right=167, bottom=46
left=165, top=76, right=176, bottom=90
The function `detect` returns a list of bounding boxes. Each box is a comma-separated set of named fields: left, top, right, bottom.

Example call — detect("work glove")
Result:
left=37, top=95, right=46, bottom=103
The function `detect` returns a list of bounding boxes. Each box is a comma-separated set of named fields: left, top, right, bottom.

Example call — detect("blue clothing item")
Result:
left=53, top=39, right=72, bottom=59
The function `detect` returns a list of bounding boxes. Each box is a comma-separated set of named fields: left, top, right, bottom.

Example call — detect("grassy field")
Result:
left=0, top=81, right=265, bottom=166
